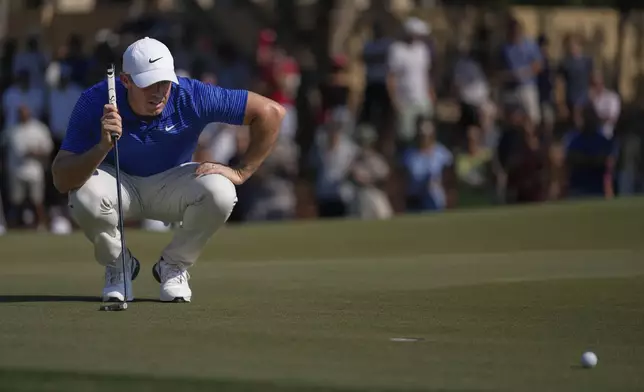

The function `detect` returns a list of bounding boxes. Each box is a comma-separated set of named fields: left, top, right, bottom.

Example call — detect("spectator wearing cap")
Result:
left=496, top=18, right=542, bottom=127
left=387, top=17, right=435, bottom=149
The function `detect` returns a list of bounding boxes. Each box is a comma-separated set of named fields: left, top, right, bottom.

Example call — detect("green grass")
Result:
left=0, top=198, right=643, bottom=391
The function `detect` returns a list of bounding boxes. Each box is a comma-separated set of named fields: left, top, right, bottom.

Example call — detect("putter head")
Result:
left=99, top=302, right=128, bottom=311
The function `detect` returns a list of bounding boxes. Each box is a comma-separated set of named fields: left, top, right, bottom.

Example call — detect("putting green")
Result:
left=0, top=198, right=643, bottom=391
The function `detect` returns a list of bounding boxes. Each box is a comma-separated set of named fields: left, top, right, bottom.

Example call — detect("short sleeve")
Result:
left=39, top=123, right=54, bottom=154
left=60, top=91, right=101, bottom=154
left=529, top=41, right=543, bottom=64
left=440, top=145, right=454, bottom=167
left=192, top=79, right=248, bottom=125
left=387, top=44, right=400, bottom=73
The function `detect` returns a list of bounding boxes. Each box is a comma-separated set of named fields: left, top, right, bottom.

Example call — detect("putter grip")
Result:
left=107, top=64, right=119, bottom=142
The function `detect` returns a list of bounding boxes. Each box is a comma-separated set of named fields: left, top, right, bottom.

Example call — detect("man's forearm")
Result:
left=52, top=144, right=110, bottom=193
left=237, top=104, right=284, bottom=180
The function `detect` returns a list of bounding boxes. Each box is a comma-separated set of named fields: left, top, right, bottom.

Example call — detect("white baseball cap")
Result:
left=122, top=37, right=178, bottom=88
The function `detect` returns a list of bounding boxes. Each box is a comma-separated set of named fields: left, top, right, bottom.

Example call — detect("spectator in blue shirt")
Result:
left=402, top=117, right=455, bottom=212
left=497, top=17, right=543, bottom=126
left=563, top=104, right=615, bottom=199
left=558, top=34, right=593, bottom=121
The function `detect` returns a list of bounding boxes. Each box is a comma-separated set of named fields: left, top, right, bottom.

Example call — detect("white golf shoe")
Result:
left=152, top=259, right=192, bottom=303
left=102, top=250, right=140, bottom=302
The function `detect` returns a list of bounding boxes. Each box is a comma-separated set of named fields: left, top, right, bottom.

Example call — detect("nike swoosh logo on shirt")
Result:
left=165, top=124, right=176, bottom=131
left=149, top=57, right=163, bottom=63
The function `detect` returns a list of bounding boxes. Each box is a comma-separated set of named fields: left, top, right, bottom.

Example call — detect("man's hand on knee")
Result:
left=195, top=162, right=245, bottom=185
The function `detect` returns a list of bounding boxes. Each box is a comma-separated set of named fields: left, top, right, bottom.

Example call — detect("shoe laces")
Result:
left=160, top=261, right=190, bottom=284
left=105, top=251, right=133, bottom=285
left=105, top=265, right=125, bottom=285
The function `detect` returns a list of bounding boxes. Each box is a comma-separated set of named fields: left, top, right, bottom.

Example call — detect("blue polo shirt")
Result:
left=61, top=76, right=248, bottom=177
left=500, top=38, right=542, bottom=89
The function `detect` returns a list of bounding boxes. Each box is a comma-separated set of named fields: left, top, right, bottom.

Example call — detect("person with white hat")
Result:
left=51, top=37, right=285, bottom=303
left=387, top=17, right=434, bottom=149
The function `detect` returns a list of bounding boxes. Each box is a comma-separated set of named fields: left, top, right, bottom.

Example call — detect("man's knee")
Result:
left=69, top=178, right=114, bottom=224
left=197, top=174, right=237, bottom=220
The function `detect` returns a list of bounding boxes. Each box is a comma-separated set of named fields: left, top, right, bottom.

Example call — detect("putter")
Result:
left=99, top=64, right=128, bottom=312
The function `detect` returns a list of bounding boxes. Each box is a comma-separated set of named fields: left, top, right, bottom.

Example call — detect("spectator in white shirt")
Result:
left=2, top=69, right=44, bottom=130
left=4, top=105, right=53, bottom=230
left=387, top=17, right=435, bottom=148
left=309, top=114, right=359, bottom=218
left=452, top=42, right=496, bottom=139
left=589, top=71, right=620, bottom=139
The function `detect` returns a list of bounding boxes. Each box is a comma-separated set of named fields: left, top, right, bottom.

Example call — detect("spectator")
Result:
left=244, top=138, right=299, bottom=221
left=494, top=105, right=528, bottom=203
left=497, top=17, right=542, bottom=127
left=309, top=113, right=358, bottom=218
left=262, top=45, right=300, bottom=141
left=402, top=117, right=455, bottom=212
left=589, top=70, right=620, bottom=140
left=12, top=35, right=47, bottom=89
left=319, top=54, right=351, bottom=128
left=215, top=43, right=251, bottom=90
left=387, top=17, right=434, bottom=148
left=47, top=66, right=83, bottom=149
left=64, top=34, right=90, bottom=87
left=45, top=45, right=70, bottom=89
left=504, top=115, right=548, bottom=204
left=2, top=69, right=44, bottom=130
left=452, top=41, right=494, bottom=139
left=195, top=123, right=239, bottom=165
left=348, top=124, right=393, bottom=220
left=4, top=105, right=53, bottom=230
left=616, top=131, right=641, bottom=196
left=557, top=33, right=593, bottom=123
left=456, top=126, right=493, bottom=196
left=359, top=21, right=394, bottom=130
left=536, top=35, right=555, bottom=135
left=0, top=38, right=17, bottom=91
left=563, top=105, right=615, bottom=199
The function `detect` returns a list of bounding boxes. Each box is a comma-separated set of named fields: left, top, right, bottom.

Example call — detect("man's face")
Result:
left=121, top=74, right=172, bottom=116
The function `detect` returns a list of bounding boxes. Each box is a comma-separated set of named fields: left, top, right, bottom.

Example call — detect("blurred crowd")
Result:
left=0, top=9, right=642, bottom=235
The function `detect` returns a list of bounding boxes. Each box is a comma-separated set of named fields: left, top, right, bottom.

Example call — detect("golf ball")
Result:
left=581, top=351, right=598, bottom=368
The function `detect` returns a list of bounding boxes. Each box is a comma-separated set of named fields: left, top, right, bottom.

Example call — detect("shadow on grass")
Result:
left=0, top=295, right=160, bottom=303
left=0, top=368, right=473, bottom=392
